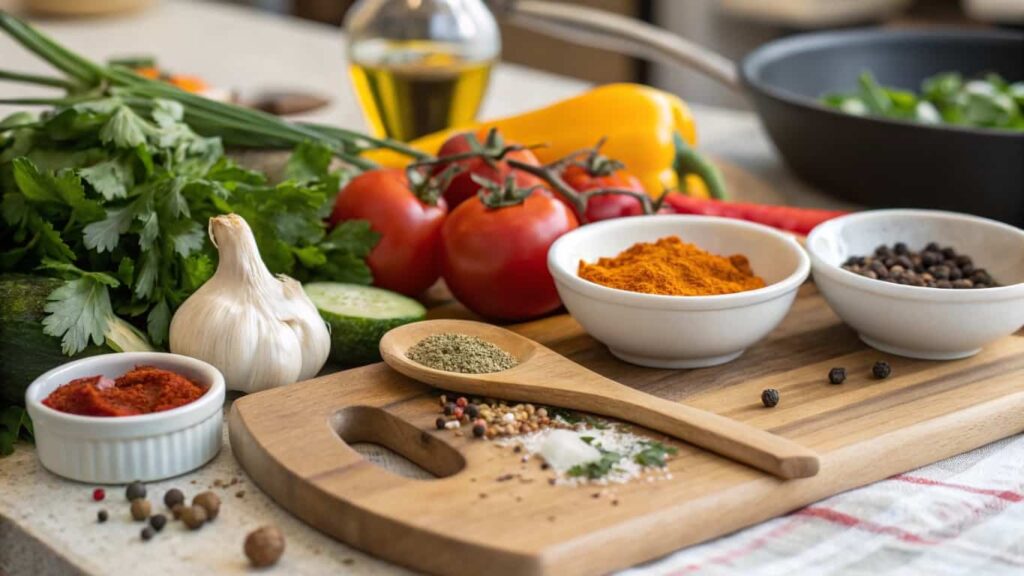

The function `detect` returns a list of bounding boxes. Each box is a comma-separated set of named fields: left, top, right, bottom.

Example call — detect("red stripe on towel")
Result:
left=893, top=474, right=1023, bottom=502
left=796, top=506, right=936, bottom=544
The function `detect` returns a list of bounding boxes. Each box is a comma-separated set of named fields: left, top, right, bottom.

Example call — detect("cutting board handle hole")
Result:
left=331, top=406, right=466, bottom=479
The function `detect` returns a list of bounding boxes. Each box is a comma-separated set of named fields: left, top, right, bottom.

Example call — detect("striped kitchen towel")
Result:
left=625, top=433, right=1024, bottom=576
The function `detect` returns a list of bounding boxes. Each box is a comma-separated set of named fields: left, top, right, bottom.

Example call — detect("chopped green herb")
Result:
left=633, top=441, right=678, bottom=468
left=567, top=448, right=622, bottom=480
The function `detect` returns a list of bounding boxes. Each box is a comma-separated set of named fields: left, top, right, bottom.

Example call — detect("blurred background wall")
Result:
left=129, top=0, right=1024, bottom=109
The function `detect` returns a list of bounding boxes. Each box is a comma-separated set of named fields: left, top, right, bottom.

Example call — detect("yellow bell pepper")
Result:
left=362, top=83, right=708, bottom=198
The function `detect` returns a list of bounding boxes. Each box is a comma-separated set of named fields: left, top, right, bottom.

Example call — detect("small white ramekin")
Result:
left=25, top=352, right=225, bottom=484
left=807, top=209, right=1024, bottom=359
left=548, top=215, right=810, bottom=368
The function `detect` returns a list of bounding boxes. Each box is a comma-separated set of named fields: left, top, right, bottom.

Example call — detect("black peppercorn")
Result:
left=435, top=417, right=446, bottom=430
left=894, top=242, right=909, bottom=255
left=472, top=423, right=486, bottom=438
left=97, top=510, right=108, bottom=523
left=125, top=480, right=146, bottom=501
left=443, top=402, right=456, bottom=416
left=149, top=514, right=167, bottom=532
left=141, top=526, right=155, bottom=541
left=828, top=367, right=846, bottom=385
left=872, top=361, right=892, bottom=379
left=163, top=488, right=184, bottom=509
left=465, top=404, right=480, bottom=419
left=761, top=389, right=780, bottom=408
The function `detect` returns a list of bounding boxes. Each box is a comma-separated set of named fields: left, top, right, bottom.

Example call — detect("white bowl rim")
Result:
left=25, top=352, right=225, bottom=428
left=807, top=208, right=1024, bottom=303
left=547, top=214, right=811, bottom=311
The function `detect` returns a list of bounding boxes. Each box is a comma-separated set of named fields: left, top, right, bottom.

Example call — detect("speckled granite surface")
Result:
left=0, top=425, right=419, bottom=576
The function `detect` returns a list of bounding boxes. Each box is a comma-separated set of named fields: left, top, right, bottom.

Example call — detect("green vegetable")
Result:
left=822, top=71, right=1024, bottom=131
left=303, top=282, right=426, bottom=365
left=0, top=97, right=378, bottom=354
left=0, top=274, right=153, bottom=406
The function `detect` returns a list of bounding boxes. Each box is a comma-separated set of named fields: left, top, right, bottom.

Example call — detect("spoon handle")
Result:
left=603, top=392, right=819, bottom=479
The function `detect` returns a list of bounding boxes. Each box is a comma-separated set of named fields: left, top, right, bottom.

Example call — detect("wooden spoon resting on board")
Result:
left=379, top=319, right=820, bottom=480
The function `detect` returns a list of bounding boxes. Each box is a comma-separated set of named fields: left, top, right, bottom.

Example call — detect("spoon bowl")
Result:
left=380, top=319, right=820, bottom=480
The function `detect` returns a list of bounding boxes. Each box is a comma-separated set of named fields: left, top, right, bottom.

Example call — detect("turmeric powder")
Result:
left=578, top=236, right=765, bottom=296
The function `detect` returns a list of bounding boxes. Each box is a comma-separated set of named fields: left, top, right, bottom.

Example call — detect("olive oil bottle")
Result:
left=345, top=0, right=500, bottom=141
left=350, top=43, right=493, bottom=142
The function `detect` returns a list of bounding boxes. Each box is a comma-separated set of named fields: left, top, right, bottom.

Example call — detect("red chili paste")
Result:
left=42, top=366, right=206, bottom=417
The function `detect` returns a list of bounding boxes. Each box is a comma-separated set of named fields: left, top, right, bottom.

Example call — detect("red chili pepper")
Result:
left=662, top=193, right=848, bottom=236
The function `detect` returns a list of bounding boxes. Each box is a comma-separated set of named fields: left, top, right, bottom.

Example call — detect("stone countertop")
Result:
left=0, top=1, right=856, bottom=575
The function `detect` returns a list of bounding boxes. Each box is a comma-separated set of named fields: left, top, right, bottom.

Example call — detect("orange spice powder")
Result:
left=578, top=236, right=766, bottom=296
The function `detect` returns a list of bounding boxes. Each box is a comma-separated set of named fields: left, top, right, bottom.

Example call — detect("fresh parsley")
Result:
left=0, top=98, right=377, bottom=354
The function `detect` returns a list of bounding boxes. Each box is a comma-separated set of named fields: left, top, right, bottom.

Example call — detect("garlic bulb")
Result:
left=169, top=214, right=330, bottom=392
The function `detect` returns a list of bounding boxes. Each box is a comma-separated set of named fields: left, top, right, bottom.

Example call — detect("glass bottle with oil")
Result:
left=345, top=0, right=500, bottom=142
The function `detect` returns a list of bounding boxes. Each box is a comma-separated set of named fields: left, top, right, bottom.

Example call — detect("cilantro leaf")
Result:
left=151, top=99, right=184, bottom=128
left=42, top=276, right=116, bottom=355
left=12, top=158, right=104, bottom=222
left=80, top=156, right=132, bottom=200
left=320, top=220, right=379, bottom=257
left=82, top=206, right=133, bottom=253
left=285, top=141, right=333, bottom=183
left=147, top=298, right=171, bottom=346
left=99, top=106, right=149, bottom=149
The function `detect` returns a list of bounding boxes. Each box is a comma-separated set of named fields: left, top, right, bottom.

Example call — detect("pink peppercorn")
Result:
left=453, top=406, right=464, bottom=419
left=455, top=397, right=468, bottom=408
left=92, top=488, right=106, bottom=502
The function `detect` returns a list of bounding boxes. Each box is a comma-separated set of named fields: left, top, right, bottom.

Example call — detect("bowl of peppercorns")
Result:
left=807, top=209, right=1024, bottom=359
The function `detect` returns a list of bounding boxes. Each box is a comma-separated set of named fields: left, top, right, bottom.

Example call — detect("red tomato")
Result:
left=560, top=164, right=646, bottom=222
left=441, top=192, right=578, bottom=321
left=330, top=169, right=447, bottom=296
left=434, top=129, right=544, bottom=209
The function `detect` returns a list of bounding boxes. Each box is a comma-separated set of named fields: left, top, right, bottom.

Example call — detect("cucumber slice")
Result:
left=303, top=283, right=426, bottom=366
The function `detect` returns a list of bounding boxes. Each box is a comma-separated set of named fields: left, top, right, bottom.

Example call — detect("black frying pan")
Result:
left=488, top=1, right=1024, bottom=226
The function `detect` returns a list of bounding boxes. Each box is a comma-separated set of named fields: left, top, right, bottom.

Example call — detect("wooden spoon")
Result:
left=380, top=319, right=820, bottom=480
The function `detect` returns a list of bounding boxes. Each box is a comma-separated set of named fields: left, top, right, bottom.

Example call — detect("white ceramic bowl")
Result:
left=25, top=352, right=225, bottom=484
left=548, top=215, right=810, bottom=368
left=807, top=209, right=1024, bottom=359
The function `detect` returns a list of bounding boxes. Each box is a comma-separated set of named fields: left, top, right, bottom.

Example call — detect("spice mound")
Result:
left=578, top=236, right=766, bottom=296
left=407, top=333, right=518, bottom=374
left=42, top=366, right=206, bottom=417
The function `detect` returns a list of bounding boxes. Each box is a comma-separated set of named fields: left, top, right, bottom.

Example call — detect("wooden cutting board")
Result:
left=229, top=284, right=1024, bottom=576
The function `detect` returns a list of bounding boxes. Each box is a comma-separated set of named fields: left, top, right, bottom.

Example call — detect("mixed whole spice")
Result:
left=434, top=393, right=679, bottom=486
left=92, top=478, right=285, bottom=567
left=842, top=242, right=997, bottom=289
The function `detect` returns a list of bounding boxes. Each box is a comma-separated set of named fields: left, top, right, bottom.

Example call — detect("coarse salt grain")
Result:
left=499, top=421, right=676, bottom=486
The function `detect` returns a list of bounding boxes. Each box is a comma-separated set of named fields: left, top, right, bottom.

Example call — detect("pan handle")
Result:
left=487, top=0, right=742, bottom=91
